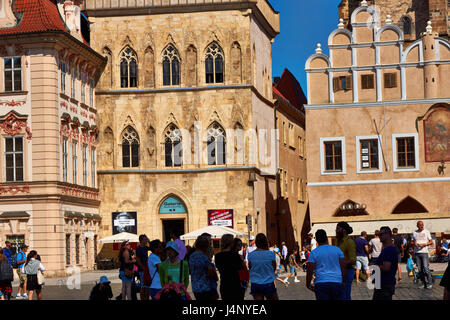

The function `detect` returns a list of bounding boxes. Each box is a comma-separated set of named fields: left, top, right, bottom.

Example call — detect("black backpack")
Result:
left=0, top=262, right=14, bottom=282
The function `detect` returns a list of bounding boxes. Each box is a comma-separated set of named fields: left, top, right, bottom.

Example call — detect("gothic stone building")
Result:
left=83, top=0, right=284, bottom=252
left=306, top=2, right=450, bottom=239
left=0, top=0, right=105, bottom=276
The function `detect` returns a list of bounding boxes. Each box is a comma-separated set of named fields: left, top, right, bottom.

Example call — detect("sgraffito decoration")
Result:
left=423, top=107, right=450, bottom=162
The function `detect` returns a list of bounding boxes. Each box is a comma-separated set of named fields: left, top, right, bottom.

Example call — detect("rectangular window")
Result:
left=66, top=234, right=71, bottom=265
left=81, top=73, right=86, bottom=104
left=298, top=136, right=303, bottom=157
left=91, top=147, right=96, bottom=188
left=75, top=234, right=80, bottom=264
left=396, top=137, right=415, bottom=168
left=62, top=138, right=68, bottom=182
left=333, top=76, right=352, bottom=91
left=384, top=73, right=397, bottom=88
left=360, top=139, right=379, bottom=170
left=89, top=79, right=94, bottom=106
left=288, top=123, right=295, bottom=149
left=361, top=74, right=374, bottom=89
left=71, top=66, right=77, bottom=99
left=324, top=141, right=343, bottom=172
left=283, top=121, right=287, bottom=145
left=82, top=144, right=88, bottom=186
left=4, top=57, right=22, bottom=92
left=5, top=137, right=24, bottom=182
left=60, top=61, right=67, bottom=94
left=284, top=170, right=288, bottom=198
left=72, top=141, right=77, bottom=184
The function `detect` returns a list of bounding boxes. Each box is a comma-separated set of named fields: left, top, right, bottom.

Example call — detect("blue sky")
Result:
left=271, top=0, right=342, bottom=93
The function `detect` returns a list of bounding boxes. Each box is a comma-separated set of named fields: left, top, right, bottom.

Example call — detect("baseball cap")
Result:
left=20, top=244, right=29, bottom=250
left=249, top=236, right=255, bottom=241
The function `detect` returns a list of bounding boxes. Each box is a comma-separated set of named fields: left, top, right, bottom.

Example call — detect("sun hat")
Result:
left=99, top=276, right=110, bottom=285
left=166, top=241, right=179, bottom=254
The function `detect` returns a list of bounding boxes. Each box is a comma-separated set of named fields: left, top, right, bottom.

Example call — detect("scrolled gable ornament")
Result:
left=0, top=112, right=32, bottom=140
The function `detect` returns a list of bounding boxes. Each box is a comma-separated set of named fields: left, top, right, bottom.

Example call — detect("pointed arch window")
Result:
left=207, top=122, right=226, bottom=165
left=165, top=124, right=182, bottom=167
left=205, top=43, right=224, bottom=84
left=162, top=45, right=180, bottom=86
left=120, top=48, right=138, bottom=88
left=122, top=126, right=139, bottom=167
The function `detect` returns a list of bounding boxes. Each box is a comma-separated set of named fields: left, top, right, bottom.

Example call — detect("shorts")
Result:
left=16, top=269, right=26, bottom=284
left=250, top=282, right=277, bottom=297
left=356, top=256, right=369, bottom=270
left=119, top=271, right=134, bottom=283
left=290, top=266, right=297, bottom=273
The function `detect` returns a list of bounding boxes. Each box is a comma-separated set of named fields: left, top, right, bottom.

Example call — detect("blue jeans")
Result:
left=314, top=282, right=344, bottom=300
left=344, top=268, right=354, bottom=300
left=415, top=253, right=432, bottom=286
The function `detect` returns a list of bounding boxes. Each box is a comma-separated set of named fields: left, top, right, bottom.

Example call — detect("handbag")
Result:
left=124, top=268, right=134, bottom=278
left=37, top=270, right=45, bottom=285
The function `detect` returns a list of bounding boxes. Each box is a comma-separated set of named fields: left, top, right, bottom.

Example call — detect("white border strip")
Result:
left=308, top=176, right=450, bottom=187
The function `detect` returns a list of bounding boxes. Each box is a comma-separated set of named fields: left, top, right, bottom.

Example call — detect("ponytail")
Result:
left=25, top=250, right=38, bottom=267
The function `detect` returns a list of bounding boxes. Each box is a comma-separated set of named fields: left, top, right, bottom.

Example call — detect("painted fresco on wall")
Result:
left=423, top=107, right=450, bottom=162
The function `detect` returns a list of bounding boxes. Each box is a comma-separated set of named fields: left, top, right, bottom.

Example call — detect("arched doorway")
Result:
left=158, top=195, right=188, bottom=242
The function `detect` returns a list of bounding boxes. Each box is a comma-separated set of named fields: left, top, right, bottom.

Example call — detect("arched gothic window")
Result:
left=165, top=124, right=182, bottom=167
left=207, top=122, right=226, bottom=165
left=120, top=48, right=138, bottom=88
left=162, top=45, right=180, bottom=86
left=122, top=126, right=139, bottom=167
left=402, top=16, right=412, bottom=35
left=205, top=43, right=224, bottom=84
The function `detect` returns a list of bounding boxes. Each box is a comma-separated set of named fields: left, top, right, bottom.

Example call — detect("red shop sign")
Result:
left=207, top=209, right=234, bottom=229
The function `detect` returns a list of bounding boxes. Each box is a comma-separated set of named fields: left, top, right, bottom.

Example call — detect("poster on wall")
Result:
left=112, top=211, right=137, bottom=235
left=207, top=209, right=233, bottom=228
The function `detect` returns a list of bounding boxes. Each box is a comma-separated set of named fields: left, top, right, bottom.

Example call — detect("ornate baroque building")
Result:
left=305, top=2, right=450, bottom=239
left=83, top=0, right=284, bottom=252
left=0, top=0, right=105, bottom=275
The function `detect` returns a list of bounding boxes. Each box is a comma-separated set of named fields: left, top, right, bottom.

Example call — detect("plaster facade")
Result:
left=306, top=2, right=450, bottom=237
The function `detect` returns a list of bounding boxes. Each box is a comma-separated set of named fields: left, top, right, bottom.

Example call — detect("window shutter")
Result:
left=333, top=77, right=339, bottom=92
left=345, top=76, right=352, bottom=90
left=368, top=74, right=374, bottom=89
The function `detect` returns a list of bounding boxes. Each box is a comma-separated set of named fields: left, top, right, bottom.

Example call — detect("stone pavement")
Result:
left=9, top=263, right=447, bottom=300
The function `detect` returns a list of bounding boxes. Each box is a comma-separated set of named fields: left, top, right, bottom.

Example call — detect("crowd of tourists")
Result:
left=1, top=220, right=449, bottom=301
left=0, top=243, right=45, bottom=300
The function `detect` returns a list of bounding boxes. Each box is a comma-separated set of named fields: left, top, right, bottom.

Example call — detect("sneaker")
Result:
left=283, top=279, right=290, bottom=284
left=22, top=294, right=28, bottom=300
left=294, top=278, right=300, bottom=283
left=426, top=285, right=433, bottom=290
left=419, top=284, right=425, bottom=289
left=15, top=294, right=22, bottom=300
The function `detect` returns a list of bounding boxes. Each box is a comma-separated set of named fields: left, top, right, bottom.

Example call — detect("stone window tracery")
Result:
left=162, top=45, right=180, bottom=86
left=205, top=43, right=224, bottom=84
left=122, top=126, right=139, bottom=167
left=207, top=122, right=226, bottom=165
left=164, top=124, right=182, bottom=167
left=120, top=47, right=138, bottom=88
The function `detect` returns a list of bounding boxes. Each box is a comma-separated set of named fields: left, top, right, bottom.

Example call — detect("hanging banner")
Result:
left=112, top=211, right=137, bottom=235
left=207, top=209, right=233, bottom=228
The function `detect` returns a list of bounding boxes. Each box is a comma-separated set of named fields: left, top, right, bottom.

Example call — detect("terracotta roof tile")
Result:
left=0, top=0, right=68, bottom=36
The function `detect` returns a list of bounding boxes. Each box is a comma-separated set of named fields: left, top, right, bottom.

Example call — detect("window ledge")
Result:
left=70, top=98, right=79, bottom=105
left=0, top=91, right=28, bottom=97
left=80, top=103, right=89, bottom=110
left=60, top=92, right=70, bottom=100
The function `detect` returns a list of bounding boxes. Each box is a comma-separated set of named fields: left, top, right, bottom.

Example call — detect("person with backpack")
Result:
left=89, top=276, right=113, bottom=301
left=15, top=244, right=29, bottom=300
left=135, top=234, right=150, bottom=300
left=156, top=241, right=190, bottom=300
left=0, top=249, right=14, bottom=300
left=3, top=241, right=13, bottom=266
left=147, top=239, right=164, bottom=300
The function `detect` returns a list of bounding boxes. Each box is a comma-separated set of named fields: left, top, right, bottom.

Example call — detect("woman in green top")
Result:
left=158, top=241, right=190, bottom=299
left=336, top=222, right=356, bottom=300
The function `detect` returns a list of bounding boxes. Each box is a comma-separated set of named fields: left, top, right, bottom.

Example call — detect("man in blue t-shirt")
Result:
left=135, top=234, right=150, bottom=300
left=354, top=231, right=370, bottom=283
left=373, top=226, right=398, bottom=300
left=15, top=245, right=29, bottom=300
left=3, top=241, right=13, bottom=266
left=306, top=229, right=346, bottom=300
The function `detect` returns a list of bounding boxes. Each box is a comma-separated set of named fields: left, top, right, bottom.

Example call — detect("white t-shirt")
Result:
left=245, top=244, right=257, bottom=262
left=412, top=229, right=432, bottom=254
left=369, top=237, right=382, bottom=258
left=310, top=238, right=317, bottom=251
left=300, top=251, right=306, bottom=260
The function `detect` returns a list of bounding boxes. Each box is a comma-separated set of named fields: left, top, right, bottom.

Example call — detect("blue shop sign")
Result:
left=159, top=196, right=187, bottom=214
